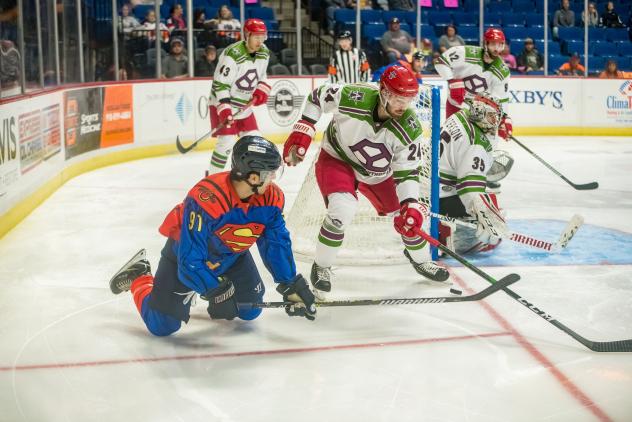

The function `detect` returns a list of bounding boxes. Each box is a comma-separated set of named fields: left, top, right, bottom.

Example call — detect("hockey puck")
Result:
left=449, top=288, right=462, bottom=295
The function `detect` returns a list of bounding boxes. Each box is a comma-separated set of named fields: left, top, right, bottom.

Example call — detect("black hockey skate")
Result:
left=109, top=249, right=152, bottom=294
left=403, top=249, right=450, bottom=282
left=310, top=262, right=333, bottom=300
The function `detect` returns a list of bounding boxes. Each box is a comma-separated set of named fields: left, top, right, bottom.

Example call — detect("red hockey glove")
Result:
left=251, top=81, right=271, bottom=106
left=283, top=119, right=315, bottom=166
left=447, top=79, right=465, bottom=108
left=394, top=202, right=425, bottom=238
left=217, top=102, right=233, bottom=125
left=498, top=114, right=513, bottom=141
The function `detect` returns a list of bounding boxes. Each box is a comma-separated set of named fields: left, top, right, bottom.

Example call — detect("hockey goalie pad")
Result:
left=468, top=193, right=508, bottom=246
left=487, top=150, right=514, bottom=183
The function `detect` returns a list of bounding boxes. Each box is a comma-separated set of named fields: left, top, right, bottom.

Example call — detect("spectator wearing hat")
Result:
left=517, top=38, right=544, bottom=73
left=162, top=37, right=188, bottom=79
left=599, top=1, right=625, bottom=28
left=438, top=25, right=464, bottom=54
left=195, top=45, right=218, bottom=77
left=328, top=31, right=370, bottom=83
left=557, top=53, right=585, bottom=76
left=381, top=17, right=414, bottom=63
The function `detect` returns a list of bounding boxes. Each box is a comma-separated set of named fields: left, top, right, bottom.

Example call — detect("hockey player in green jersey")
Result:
left=438, top=94, right=509, bottom=254
left=208, top=19, right=271, bottom=173
left=436, top=28, right=513, bottom=143
left=282, top=65, right=450, bottom=299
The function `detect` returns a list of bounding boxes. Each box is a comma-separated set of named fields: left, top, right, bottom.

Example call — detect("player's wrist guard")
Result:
left=448, top=79, right=465, bottom=108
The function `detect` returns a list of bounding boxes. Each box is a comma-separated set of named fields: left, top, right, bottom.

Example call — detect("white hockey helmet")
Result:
left=467, top=94, right=502, bottom=133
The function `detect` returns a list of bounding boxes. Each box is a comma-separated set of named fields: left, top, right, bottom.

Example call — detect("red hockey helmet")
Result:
left=244, top=18, right=267, bottom=38
left=484, top=28, right=506, bottom=43
left=379, top=65, right=419, bottom=98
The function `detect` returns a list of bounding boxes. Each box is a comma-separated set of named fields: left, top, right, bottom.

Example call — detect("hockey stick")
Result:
left=412, top=226, right=632, bottom=352
left=239, top=273, right=519, bottom=309
left=175, top=101, right=254, bottom=154
left=430, top=212, right=584, bottom=252
left=510, top=136, right=599, bottom=190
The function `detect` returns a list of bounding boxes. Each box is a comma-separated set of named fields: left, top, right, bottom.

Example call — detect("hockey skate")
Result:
left=403, top=249, right=450, bottom=282
left=310, top=262, right=333, bottom=301
left=109, top=249, right=152, bottom=294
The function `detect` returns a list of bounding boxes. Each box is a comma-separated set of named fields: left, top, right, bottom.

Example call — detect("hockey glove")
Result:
left=276, top=275, right=316, bottom=321
left=393, top=201, right=426, bottom=238
left=204, top=277, right=239, bottom=320
left=251, top=81, right=271, bottom=106
left=283, top=119, right=315, bottom=166
left=469, top=193, right=507, bottom=246
left=447, top=79, right=465, bottom=109
left=498, top=114, right=513, bottom=141
left=217, top=102, right=233, bottom=125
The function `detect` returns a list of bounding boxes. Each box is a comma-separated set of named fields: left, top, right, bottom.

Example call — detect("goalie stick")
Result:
left=412, top=227, right=632, bottom=352
left=430, top=212, right=584, bottom=252
left=510, top=136, right=599, bottom=191
left=240, top=273, right=519, bottom=309
left=176, top=101, right=254, bottom=154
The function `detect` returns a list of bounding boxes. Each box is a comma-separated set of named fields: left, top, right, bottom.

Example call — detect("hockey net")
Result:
left=285, top=84, right=440, bottom=266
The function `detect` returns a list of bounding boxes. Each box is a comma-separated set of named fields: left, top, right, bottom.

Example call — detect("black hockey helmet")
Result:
left=231, top=135, right=282, bottom=181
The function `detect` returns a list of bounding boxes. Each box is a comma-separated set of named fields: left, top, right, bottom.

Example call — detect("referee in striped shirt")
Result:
left=328, top=31, right=371, bottom=83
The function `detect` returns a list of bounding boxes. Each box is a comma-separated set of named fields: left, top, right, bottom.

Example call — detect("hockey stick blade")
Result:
left=572, top=181, right=599, bottom=190
left=239, top=273, right=519, bottom=309
left=553, top=214, right=584, bottom=251
left=176, top=135, right=203, bottom=154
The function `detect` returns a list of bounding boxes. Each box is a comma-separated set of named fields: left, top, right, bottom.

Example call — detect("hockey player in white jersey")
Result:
left=208, top=18, right=271, bottom=173
left=438, top=93, right=509, bottom=254
left=283, top=65, right=450, bottom=298
left=435, top=28, right=513, bottom=143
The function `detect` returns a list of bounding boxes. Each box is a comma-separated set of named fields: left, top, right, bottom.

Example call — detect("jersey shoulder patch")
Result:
left=225, top=41, right=248, bottom=62
left=388, top=108, right=424, bottom=146
left=464, top=46, right=483, bottom=61
left=339, top=84, right=379, bottom=110
left=187, top=176, right=234, bottom=219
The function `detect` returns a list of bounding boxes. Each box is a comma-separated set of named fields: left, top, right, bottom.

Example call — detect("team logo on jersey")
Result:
left=348, top=138, right=392, bottom=175
left=463, top=75, right=488, bottom=95
left=348, top=90, right=364, bottom=102
left=235, top=69, right=259, bottom=92
left=406, top=116, right=418, bottom=130
left=197, top=186, right=218, bottom=203
left=267, top=80, right=303, bottom=126
left=215, top=223, right=265, bottom=252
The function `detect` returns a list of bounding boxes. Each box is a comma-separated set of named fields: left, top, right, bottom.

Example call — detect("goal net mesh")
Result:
left=286, top=84, right=439, bottom=266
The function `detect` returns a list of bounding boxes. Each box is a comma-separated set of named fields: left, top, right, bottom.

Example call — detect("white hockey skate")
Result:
left=403, top=249, right=450, bottom=282
left=109, top=249, right=152, bottom=294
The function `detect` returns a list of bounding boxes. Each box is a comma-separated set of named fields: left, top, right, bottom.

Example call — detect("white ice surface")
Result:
left=0, top=137, right=631, bottom=422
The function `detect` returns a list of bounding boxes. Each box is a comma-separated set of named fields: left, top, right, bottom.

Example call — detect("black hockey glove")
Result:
left=204, top=277, right=239, bottom=321
left=276, top=275, right=317, bottom=321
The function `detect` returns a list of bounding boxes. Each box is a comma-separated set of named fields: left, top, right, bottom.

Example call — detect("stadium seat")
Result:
left=565, top=40, right=585, bottom=55
left=428, top=11, right=452, bottom=26
left=487, top=2, right=513, bottom=13
left=593, top=42, right=618, bottom=57
left=404, top=12, right=418, bottom=26
left=418, top=25, right=437, bottom=39
left=504, top=27, right=530, bottom=41
left=557, top=27, right=583, bottom=41
left=310, top=63, right=327, bottom=75
left=588, top=27, right=608, bottom=41
left=452, top=12, right=477, bottom=26
left=248, top=7, right=275, bottom=20
left=617, top=42, right=632, bottom=57
left=513, top=2, right=534, bottom=13
left=484, top=12, right=503, bottom=26
left=268, top=63, right=290, bottom=75
left=588, top=56, right=606, bottom=74
left=290, top=64, right=310, bottom=75
left=398, top=23, right=412, bottom=34
left=525, top=27, right=545, bottom=39
left=383, top=11, right=409, bottom=24
left=458, top=26, right=480, bottom=40
left=525, top=13, right=543, bottom=27
left=503, top=14, right=526, bottom=27
left=605, top=29, right=628, bottom=42
left=204, top=6, right=218, bottom=18
left=361, top=9, right=383, bottom=24
left=280, top=48, right=297, bottom=66
left=362, top=24, right=386, bottom=40
left=548, top=54, right=568, bottom=73
left=334, top=8, right=355, bottom=23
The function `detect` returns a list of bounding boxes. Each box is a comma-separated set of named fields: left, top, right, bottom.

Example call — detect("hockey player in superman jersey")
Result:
left=283, top=65, right=450, bottom=300
left=109, top=136, right=316, bottom=337
left=435, top=28, right=513, bottom=143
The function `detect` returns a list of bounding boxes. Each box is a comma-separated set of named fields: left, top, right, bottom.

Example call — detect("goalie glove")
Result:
left=282, top=119, right=315, bottom=166
left=447, top=79, right=465, bottom=109
left=498, top=114, right=513, bottom=141
left=469, top=193, right=507, bottom=246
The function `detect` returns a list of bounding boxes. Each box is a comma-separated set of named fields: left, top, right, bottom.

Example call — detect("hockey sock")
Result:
left=209, top=135, right=233, bottom=173
left=402, top=234, right=428, bottom=263
left=315, top=216, right=345, bottom=268
left=131, top=275, right=154, bottom=313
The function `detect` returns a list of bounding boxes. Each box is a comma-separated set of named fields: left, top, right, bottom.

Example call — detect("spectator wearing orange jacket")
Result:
left=557, top=53, right=585, bottom=76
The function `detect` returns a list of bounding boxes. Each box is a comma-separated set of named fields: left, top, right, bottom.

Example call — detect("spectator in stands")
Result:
left=599, top=59, right=625, bottom=78
left=581, top=2, right=599, bottom=27
left=438, top=25, right=465, bottom=53
left=0, top=39, right=20, bottom=91
left=388, top=0, right=414, bottom=12
left=419, top=38, right=436, bottom=74
left=501, top=44, right=517, bottom=72
left=517, top=38, right=544, bottom=73
left=193, top=9, right=213, bottom=46
left=557, top=52, right=585, bottom=76
left=161, top=37, right=188, bottom=79
left=119, top=4, right=140, bottom=39
left=553, top=0, right=575, bottom=39
left=166, top=4, right=186, bottom=32
left=381, top=17, right=414, bottom=63
left=324, top=0, right=348, bottom=37
left=195, top=45, right=218, bottom=77
left=599, top=1, right=625, bottom=28
left=207, top=5, right=241, bottom=47
left=141, top=9, right=170, bottom=44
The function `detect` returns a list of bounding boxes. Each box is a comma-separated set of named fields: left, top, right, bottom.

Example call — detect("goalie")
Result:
left=438, top=94, right=510, bottom=254
left=283, top=65, right=449, bottom=299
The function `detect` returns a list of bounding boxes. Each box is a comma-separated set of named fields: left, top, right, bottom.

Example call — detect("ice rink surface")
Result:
left=0, top=136, right=631, bottom=422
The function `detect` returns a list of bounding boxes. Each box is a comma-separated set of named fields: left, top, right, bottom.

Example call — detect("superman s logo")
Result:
left=215, top=223, right=265, bottom=252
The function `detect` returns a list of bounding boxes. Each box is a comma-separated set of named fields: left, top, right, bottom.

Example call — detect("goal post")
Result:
left=286, top=84, right=441, bottom=265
